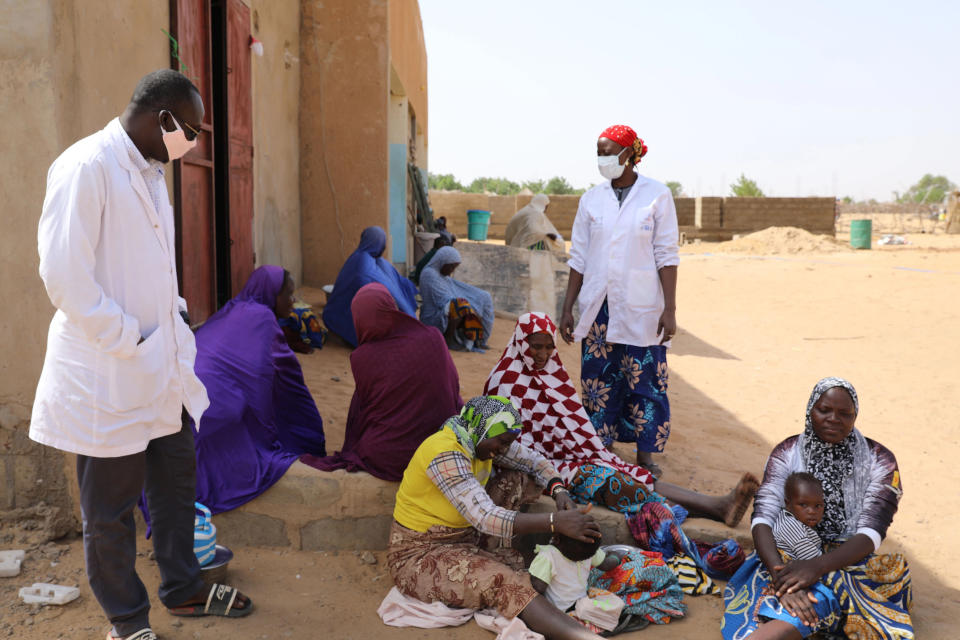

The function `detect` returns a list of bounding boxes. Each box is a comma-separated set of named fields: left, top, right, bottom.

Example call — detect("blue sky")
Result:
left=419, top=0, right=958, bottom=200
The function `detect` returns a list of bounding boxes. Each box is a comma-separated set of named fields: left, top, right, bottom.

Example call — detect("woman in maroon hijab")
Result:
left=302, top=283, right=463, bottom=481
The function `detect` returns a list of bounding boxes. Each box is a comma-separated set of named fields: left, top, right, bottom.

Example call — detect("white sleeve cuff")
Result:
left=655, top=255, right=680, bottom=270
left=857, top=527, right=882, bottom=551
left=751, top=517, right=774, bottom=532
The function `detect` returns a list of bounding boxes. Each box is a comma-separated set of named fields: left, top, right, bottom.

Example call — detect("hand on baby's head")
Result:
left=555, top=531, right=602, bottom=562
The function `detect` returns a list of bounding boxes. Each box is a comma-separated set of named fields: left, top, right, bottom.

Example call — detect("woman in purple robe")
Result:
left=193, top=265, right=326, bottom=513
left=302, top=283, right=461, bottom=481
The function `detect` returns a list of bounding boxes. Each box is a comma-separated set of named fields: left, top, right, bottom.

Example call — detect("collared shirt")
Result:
left=31, top=118, right=209, bottom=458
left=568, top=175, right=679, bottom=347
left=120, top=125, right=169, bottom=231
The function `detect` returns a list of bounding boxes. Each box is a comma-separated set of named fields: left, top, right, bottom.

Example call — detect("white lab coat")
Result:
left=567, top=176, right=679, bottom=348
left=31, top=118, right=209, bottom=458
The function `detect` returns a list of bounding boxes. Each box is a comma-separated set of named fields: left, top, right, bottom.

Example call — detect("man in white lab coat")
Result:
left=32, top=69, right=252, bottom=640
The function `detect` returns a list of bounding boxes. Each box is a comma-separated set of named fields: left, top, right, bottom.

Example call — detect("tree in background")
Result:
left=428, top=173, right=464, bottom=191
left=665, top=181, right=684, bottom=199
left=544, top=176, right=578, bottom=195
left=730, top=174, right=765, bottom=197
left=895, top=174, right=956, bottom=204
left=521, top=179, right=545, bottom=193
left=467, top=177, right=521, bottom=195
left=426, top=173, right=588, bottom=195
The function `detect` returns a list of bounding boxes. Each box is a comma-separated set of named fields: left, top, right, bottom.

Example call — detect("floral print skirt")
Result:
left=580, top=299, right=671, bottom=452
left=386, top=521, right=539, bottom=619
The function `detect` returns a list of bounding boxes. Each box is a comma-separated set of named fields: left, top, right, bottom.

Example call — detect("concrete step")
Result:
left=212, top=463, right=753, bottom=553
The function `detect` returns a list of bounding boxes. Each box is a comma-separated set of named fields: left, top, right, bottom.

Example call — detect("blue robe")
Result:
left=322, top=226, right=419, bottom=347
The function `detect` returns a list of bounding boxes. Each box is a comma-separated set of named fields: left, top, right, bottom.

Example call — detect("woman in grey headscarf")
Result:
left=721, top=377, right=912, bottom=640
left=419, top=246, right=494, bottom=352
left=505, top=193, right=564, bottom=252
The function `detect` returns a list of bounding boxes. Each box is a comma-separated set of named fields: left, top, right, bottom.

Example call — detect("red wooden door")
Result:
left=171, top=0, right=217, bottom=322
left=226, top=0, right=254, bottom=295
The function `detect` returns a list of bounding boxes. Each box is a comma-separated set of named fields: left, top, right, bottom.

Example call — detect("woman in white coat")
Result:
left=559, top=125, right=678, bottom=477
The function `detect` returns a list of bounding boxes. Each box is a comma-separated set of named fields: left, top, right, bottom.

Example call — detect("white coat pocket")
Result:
left=626, top=269, right=661, bottom=312
left=105, top=327, right=168, bottom=412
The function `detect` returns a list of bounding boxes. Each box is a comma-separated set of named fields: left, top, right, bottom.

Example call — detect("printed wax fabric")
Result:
left=580, top=300, right=670, bottom=452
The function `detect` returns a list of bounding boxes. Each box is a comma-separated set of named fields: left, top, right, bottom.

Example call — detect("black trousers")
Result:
left=77, top=411, right=203, bottom=636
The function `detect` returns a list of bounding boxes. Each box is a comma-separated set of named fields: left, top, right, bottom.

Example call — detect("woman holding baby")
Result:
left=722, top=377, right=913, bottom=639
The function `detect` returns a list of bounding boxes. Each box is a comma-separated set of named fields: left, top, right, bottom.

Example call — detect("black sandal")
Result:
left=167, top=583, right=253, bottom=618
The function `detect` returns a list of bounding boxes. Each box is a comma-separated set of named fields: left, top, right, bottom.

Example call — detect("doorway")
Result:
left=170, top=0, right=254, bottom=321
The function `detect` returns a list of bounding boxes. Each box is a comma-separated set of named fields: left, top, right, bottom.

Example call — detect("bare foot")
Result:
left=721, top=472, right=760, bottom=527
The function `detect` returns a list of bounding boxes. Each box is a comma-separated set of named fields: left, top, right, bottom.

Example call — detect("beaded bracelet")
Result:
left=547, top=477, right=565, bottom=496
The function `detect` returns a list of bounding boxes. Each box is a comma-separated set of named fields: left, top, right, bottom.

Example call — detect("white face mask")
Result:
left=160, top=111, right=197, bottom=161
left=597, top=151, right=626, bottom=180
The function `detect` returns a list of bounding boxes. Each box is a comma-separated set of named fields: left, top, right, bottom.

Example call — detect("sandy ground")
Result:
left=3, top=233, right=959, bottom=639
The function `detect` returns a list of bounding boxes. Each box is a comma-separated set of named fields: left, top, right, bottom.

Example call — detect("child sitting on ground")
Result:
left=528, top=532, right=624, bottom=612
left=771, top=472, right=825, bottom=560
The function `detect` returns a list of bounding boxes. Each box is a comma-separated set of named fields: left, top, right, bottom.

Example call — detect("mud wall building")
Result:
left=0, top=0, right=427, bottom=539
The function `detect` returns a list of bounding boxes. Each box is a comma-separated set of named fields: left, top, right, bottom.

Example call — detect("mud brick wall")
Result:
left=0, top=403, right=77, bottom=545
left=453, top=241, right=572, bottom=321
left=431, top=191, right=837, bottom=240
left=722, top=197, right=835, bottom=234
left=675, top=198, right=695, bottom=226
left=430, top=191, right=583, bottom=240
left=695, top=197, right=723, bottom=229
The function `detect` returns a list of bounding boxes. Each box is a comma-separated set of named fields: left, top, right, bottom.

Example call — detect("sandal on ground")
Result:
left=640, top=462, right=663, bottom=479
left=107, top=629, right=157, bottom=640
left=167, top=583, right=253, bottom=618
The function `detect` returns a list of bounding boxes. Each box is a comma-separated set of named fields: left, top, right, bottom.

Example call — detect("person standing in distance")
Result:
left=32, top=69, right=252, bottom=640
left=559, top=125, right=679, bottom=477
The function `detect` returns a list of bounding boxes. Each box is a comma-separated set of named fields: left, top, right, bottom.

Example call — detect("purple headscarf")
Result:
left=193, top=265, right=326, bottom=513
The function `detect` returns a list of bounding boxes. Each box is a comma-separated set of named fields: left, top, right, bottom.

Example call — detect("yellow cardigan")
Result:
left=393, top=428, right=492, bottom=532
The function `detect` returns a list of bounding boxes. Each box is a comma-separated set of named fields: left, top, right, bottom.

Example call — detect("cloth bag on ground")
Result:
left=193, top=502, right=217, bottom=566
left=574, top=593, right=624, bottom=631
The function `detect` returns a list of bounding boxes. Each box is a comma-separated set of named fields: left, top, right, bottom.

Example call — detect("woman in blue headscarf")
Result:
left=419, top=246, right=494, bottom=352
left=322, top=226, right=419, bottom=347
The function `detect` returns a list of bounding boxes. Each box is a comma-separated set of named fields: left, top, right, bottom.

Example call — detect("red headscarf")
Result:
left=599, top=125, right=649, bottom=164
left=483, top=312, right=654, bottom=488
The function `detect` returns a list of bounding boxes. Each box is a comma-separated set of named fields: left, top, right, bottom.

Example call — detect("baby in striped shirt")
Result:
left=771, top=472, right=825, bottom=561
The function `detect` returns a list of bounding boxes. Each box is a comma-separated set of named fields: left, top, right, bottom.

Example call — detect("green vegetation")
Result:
left=427, top=173, right=465, bottom=191
left=665, top=181, right=684, bottom=198
left=729, top=174, right=765, bottom=197
left=544, top=176, right=579, bottom=195
left=895, top=174, right=956, bottom=204
left=429, top=173, right=586, bottom=195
